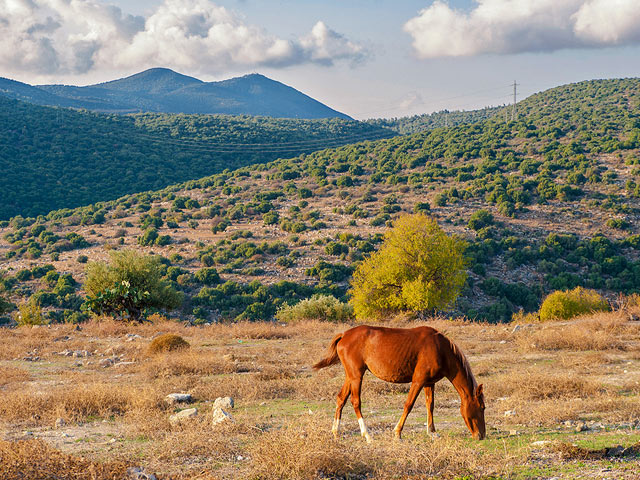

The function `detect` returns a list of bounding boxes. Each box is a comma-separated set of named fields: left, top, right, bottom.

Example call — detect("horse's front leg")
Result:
left=394, top=381, right=424, bottom=439
left=425, top=383, right=438, bottom=436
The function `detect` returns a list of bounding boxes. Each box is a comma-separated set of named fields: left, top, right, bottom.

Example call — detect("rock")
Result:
left=55, top=418, right=65, bottom=429
left=169, top=408, right=198, bottom=425
left=165, top=393, right=192, bottom=405
left=99, top=358, right=114, bottom=368
left=126, top=467, right=157, bottom=480
left=509, top=430, right=518, bottom=436
left=511, top=325, right=521, bottom=333
left=213, top=396, right=234, bottom=410
left=113, top=361, right=135, bottom=368
left=575, top=422, right=589, bottom=432
left=504, top=409, right=516, bottom=417
left=211, top=407, right=234, bottom=426
left=531, top=440, right=551, bottom=447
left=499, top=340, right=507, bottom=344
left=564, top=420, right=575, bottom=427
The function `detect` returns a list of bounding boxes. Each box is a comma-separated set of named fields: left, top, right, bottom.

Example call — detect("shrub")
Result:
left=349, top=214, right=467, bottom=320
left=148, top=333, right=190, bottom=354
left=194, top=267, right=221, bottom=285
left=77, top=255, right=88, bottom=264
left=539, top=287, right=610, bottom=321
left=468, top=209, right=494, bottom=231
left=14, top=300, right=45, bottom=326
left=84, top=250, right=183, bottom=322
left=276, top=295, right=354, bottom=323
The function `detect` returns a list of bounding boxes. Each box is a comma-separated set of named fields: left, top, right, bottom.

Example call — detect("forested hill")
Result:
left=366, top=105, right=503, bottom=134
left=1, top=68, right=351, bottom=119
left=2, top=77, right=640, bottom=325
left=0, top=96, right=394, bottom=219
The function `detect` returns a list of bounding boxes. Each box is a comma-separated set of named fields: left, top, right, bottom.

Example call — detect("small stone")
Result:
left=113, top=361, right=135, bottom=368
left=575, top=422, right=589, bottom=432
left=511, top=325, right=521, bottom=333
left=165, top=393, right=192, bottom=405
left=211, top=407, right=234, bottom=426
left=531, top=440, right=551, bottom=447
left=126, top=467, right=157, bottom=480
left=499, top=340, right=507, bottom=344
left=55, top=418, right=65, bottom=428
left=169, top=408, right=198, bottom=425
left=99, top=358, right=114, bottom=368
left=109, top=438, right=117, bottom=444
left=509, top=430, right=518, bottom=436
left=504, top=409, right=516, bottom=417
left=564, top=420, right=575, bottom=427
left=213, top=396, right=234, bottom=410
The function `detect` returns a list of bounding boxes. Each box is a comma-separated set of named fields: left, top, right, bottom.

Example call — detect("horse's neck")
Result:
left=446, top=350, right=476, bottom=400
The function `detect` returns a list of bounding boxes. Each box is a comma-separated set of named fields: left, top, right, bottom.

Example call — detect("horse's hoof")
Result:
left=393, top=430, right=402, bottom=440
left=429, top=432, right=440, bottom=439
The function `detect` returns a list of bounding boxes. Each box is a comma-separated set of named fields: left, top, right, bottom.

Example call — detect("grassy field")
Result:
left=1, top=310, right=639, bottom=479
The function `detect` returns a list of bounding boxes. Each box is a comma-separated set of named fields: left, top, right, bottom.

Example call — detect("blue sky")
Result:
left=3, top=0, right=640, bottom=119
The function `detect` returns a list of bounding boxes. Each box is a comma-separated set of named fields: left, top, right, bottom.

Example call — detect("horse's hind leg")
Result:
left=425, top=383, right=437, bottom=435
left=350, top=373, right=372, bottom=443
left=333, top=380, right=350, bottom=438
left=394, top=381, right=424, bottom=439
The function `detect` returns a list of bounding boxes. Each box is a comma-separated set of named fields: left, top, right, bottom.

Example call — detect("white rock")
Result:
left=169, top=408, right=198, bottom=425
left=511, top=325, right=521, bottom=333
left=504, top=410, right=516, bottom=417
left=113, top=361, right=135, bottom=368
left=531, top=440, right=551, bottom=447
left=55, top=418, right=65, bottom=429
left=165, top=393, right=192, bottom=405
left=211, top=407, right=234, bottom=426
left=213, top=396, right=234, bottom=410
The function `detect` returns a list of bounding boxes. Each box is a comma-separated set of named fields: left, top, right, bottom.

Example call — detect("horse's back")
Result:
left=338, top=325, right=443, bottom=383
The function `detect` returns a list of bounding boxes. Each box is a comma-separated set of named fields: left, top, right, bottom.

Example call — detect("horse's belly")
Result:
left=367, top=364, right=414, bottom=383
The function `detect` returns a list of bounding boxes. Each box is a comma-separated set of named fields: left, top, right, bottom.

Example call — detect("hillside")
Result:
left=0, top=68, right=351, bottom=119
left=1, top=78, right=640, bottom=324
left=0, top=96, right=393, bottom=219
left=366, top=105, right=504, bottom=134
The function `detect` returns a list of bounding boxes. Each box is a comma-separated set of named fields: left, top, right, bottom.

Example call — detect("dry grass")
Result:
left=0, top=439, right=129, bottom=480
left=0, top=315, right=638, bottom=479
left=148, top=333, right=190, bottom=354
left=517, top=312, right=637, bottom=351
left=248, top=415, right=513, bottom=480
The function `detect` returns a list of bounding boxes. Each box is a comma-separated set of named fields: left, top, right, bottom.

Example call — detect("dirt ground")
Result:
left=1, top=312, right=639, bottom=479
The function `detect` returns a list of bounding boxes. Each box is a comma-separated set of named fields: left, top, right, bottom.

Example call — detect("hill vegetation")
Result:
left=0, top=96, right=393, bottom=219
left=1, top=77, right=640, bottom=323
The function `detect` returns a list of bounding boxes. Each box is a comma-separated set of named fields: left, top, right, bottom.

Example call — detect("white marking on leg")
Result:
left=358, top=417, right=372, bottom=443
left=332, top=418, right=340, bottom=437
left=394, top=420, right=402, bottom=438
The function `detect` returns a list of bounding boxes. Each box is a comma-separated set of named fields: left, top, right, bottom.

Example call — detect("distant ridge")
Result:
left=0, top=68, right=351, bottom=119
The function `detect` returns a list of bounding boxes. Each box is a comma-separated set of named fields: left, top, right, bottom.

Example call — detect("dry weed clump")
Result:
left=143, top=349, right=238, bottom=378
left=148, top=333, right=190, bottom=354
left=494, top=369, right=604, bottom=401
left=0, top=383, right=163, bottom=426
left=0, top=366, right=31, bottom=387
left=249, top=416, right=511, bottom=480
left=0, top=439, right=130, bottom=480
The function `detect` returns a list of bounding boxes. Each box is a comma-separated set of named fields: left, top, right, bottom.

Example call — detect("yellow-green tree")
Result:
left=349, top=214, right=467, bottom=320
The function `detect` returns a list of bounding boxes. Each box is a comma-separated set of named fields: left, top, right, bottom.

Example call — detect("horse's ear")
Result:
left=476, top=384, right=484, bottom=397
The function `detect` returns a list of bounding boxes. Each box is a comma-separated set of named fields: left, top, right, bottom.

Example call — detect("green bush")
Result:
left=84, top=250, right=183, bottom=321
left=275, top=295, right=353, bottom=323
left=14, top=299, right=45, bottom=326
left=538, top=287, right=610, bottom=321
left=468, top=209, right=494, bottom=231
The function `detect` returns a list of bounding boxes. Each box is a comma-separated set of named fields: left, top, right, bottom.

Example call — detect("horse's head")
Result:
left=461, top=384, right=486, bottom=440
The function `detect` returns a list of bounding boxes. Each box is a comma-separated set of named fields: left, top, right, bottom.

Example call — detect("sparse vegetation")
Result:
left=275, top=295, right=353, bottom=323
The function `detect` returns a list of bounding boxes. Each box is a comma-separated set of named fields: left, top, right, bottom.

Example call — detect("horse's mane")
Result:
left=447, top=337, right=478, bottom=392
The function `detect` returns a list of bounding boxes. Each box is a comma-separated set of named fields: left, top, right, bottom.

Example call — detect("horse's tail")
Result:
left=312, top=333, right=343, bottom=370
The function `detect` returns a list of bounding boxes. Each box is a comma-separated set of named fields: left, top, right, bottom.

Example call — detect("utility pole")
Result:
left=511, top=80, right=518, bottom=121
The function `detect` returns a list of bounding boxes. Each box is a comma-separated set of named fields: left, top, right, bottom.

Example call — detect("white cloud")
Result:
left=0, top=0, right=367, bottom=80
left=404, top=0, right=640, bottom=58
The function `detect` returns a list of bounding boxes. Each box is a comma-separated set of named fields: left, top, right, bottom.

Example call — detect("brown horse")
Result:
left=313, top=325, right=485, bottom=442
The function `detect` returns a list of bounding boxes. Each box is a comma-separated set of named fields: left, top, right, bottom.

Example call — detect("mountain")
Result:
left=0, top=68, right=351, bottom=119
left=2, top=78, right=639, bottom=325
left=0, top=96, right=393, bottom=219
